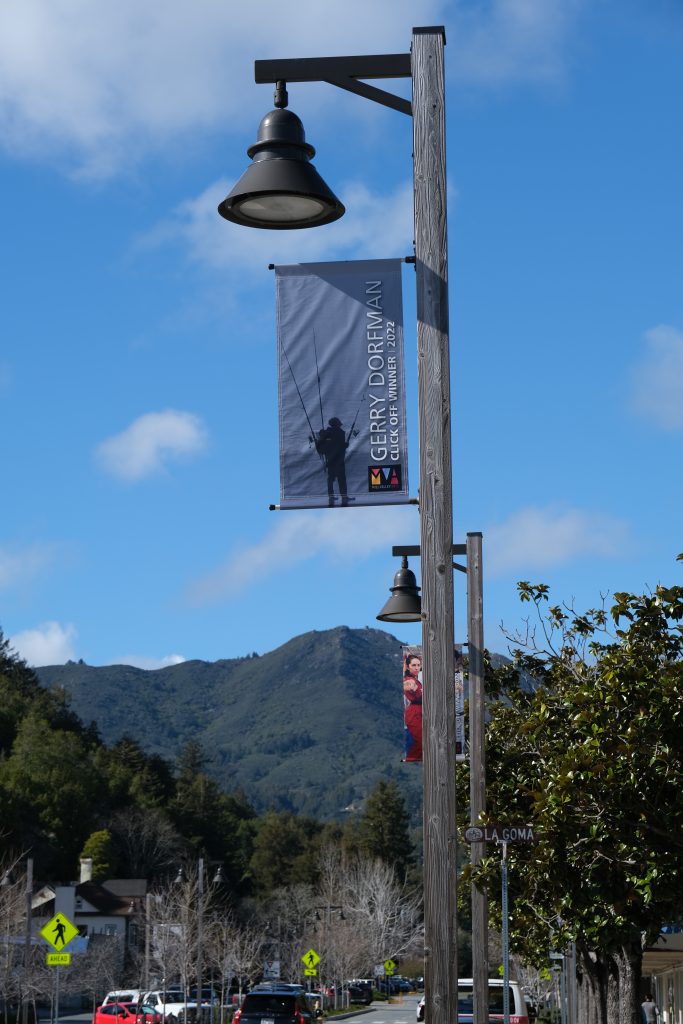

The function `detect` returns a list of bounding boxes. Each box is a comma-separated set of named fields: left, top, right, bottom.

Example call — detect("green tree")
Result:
left=352, top=780, right=415, bottom=881
left=249, top=811, right=320, bottom=894
left=79, top=829, right=117, bottom=880
left=96, top=735, right=175, bottom=810
left=0, top=630, right=93, bottom=757
left=461, top=568, right=683, bottom=1024
left=0, top=712, right=106, bottom=876
left=170, top=740, right=257, bottom=895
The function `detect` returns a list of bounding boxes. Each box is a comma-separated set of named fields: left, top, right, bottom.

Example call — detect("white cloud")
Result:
left=630, top=324, right=683, bottom=430
left=186, top=505, right=419, bottom=605
left=139, top=178, right=415, bottom=278
left=10, top=621, right=77, bottom=666
left=0, top=0, right=583, bottom=177
left=95, top=409, right=209, bottom=481
left=112, top=653, right=186, bottom=670
left=486, top=505, right=628, bottom=574
left=0, top=542, right=55, bottom=589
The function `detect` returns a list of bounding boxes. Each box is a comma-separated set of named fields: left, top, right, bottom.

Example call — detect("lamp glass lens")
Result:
left=238, top=194, right=327, bottom=223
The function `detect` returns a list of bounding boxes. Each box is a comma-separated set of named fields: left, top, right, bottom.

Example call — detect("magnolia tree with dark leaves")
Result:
left=458, top=558, right=683, bottom=1024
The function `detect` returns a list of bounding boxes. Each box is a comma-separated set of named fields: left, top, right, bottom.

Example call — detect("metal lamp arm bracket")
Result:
left=254, top=53, right=412, bottom=116
left=324, top=77, right=411, bottom=116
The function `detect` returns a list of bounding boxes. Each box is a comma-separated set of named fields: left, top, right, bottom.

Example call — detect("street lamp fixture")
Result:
left=376, top=556, right=422, bottom=623
left=217, top=82, right=344, bottom=229
left=220, top=28, right=457, bottom=1024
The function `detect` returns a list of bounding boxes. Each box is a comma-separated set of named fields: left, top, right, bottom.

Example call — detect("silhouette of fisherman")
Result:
left=314, top=417, right=349, bottom=506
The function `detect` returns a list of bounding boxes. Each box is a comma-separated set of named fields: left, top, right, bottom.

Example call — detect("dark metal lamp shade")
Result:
left=376, top=556, right=422, bottom=622
left=218, top=107, right=345, bottom=229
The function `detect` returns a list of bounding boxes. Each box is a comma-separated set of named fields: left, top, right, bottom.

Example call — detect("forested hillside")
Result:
left=0, top=628, right=419, bottom=890
left=36, top=626, right=424, bottom=821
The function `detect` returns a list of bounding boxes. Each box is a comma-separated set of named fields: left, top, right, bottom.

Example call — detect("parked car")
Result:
left=345, top=981, right=373, bottom=1005
left=142, top=990, right=198, bottom=1022
left=417, top=979, right=530, bottom=1023
left=377, top=977, right=401, bottom=995
left=250, top=985, right=306, bottom=997
left=94, top=1003, right=161, bottom=1024
left=234, top=988, right=310, bottom=1024
left=122, top=1005, right=163, bottom=1024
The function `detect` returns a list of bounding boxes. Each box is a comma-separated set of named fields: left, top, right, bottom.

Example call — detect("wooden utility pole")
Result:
left=413, top=27, right=458, bottom=1024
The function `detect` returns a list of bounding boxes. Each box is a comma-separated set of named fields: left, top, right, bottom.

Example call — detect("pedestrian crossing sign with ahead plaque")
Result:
left=40, top=913, right=79, bottom=952
left=302, top=948, right=320, bottom=976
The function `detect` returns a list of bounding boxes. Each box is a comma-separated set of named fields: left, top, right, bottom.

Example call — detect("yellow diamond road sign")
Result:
left=40, top=913, right=79, bottom=952
left=302, top=948, right=321, bottom=969
left=384, top=959, right=396, bottom=975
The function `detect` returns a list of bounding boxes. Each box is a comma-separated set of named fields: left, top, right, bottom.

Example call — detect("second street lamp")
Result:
left=378, top=534, right=489, bottom=1024
left=220, top=28, right=457, bottom=1024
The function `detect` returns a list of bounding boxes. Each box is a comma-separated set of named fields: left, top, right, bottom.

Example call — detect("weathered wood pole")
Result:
left=412, top=26, right=458, bottom=1024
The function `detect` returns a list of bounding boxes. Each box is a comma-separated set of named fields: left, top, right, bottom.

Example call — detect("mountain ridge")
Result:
left=36, top=625, right=423, bottom=821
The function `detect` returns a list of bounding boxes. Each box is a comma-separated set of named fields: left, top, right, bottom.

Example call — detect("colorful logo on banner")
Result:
left=368, top=466, right=403, bottom=491
left=275, top=259, right=409, bottom=509
left=402, top=646, right=466, bottom=763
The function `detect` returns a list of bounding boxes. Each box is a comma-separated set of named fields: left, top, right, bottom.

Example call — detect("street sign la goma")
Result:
left=463, top=824, right=535, bottom=843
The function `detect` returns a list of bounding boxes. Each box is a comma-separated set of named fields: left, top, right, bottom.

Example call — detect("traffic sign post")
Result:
left=302, top=948, right=320, bottom=980
left=263, top=959, right=280, bottom=980
left=463, top=824, right=535, bottom=844
left=463, top=828, right=536, bottom=1024
left=40, top=912, right=79, bottom=1024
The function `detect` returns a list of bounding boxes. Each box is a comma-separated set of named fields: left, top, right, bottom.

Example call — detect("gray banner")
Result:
left=275, top=259, right=409, bottom=509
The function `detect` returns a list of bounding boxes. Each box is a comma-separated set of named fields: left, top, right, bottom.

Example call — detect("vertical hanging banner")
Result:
left=275, top=260, right=409, bottom=509
left=402, top=645, right=467, bottom=764
left=455, top=647, right=465, bottom=760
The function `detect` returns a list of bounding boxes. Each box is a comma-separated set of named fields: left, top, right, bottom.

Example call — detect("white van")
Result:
left=102, top=993, right=144, bottom=1008
left=417, top=978, right=529, bottom=1024
left=143, top=990, right=198, bottom=1022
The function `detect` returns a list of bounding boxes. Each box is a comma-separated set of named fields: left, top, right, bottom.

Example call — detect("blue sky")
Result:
left=2, top=0, right=682, bottom=669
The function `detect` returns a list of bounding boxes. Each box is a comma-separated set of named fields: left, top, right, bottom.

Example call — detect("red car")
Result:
left=94, top=1004, right=163, bottom=1024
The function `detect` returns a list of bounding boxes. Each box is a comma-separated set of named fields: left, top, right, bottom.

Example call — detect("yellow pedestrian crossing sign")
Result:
left=302, top=948, right=321, bottom=970
left=384, top=959, right=396, bottom=975
left=40, top=913, right=79, bottom=952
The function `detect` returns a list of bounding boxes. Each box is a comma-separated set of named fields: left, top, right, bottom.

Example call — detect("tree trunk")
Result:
left=577, top=947, right=608, bottom=1024
left=575, top=941, right=643, bottom=1024
left=609, top=941, right=642, bottom=1024
left=606, top=951, right=620, bottom=1024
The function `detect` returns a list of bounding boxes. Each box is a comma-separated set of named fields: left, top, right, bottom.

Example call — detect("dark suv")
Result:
left=234, top=990, right=310, bottom=1024
left=346, top=982, right=373, bottom=1006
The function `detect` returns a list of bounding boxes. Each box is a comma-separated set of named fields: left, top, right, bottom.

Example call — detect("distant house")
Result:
left=32, top=858, right=147, bottom=955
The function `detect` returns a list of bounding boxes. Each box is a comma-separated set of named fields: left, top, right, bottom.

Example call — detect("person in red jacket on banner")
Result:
left=403, top=651, right=423, bottom=762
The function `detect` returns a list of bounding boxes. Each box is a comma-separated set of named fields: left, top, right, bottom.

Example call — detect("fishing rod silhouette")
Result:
left=282, top=334, right=364, bottom=505
left=282, top=336, right=364, bottom=453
